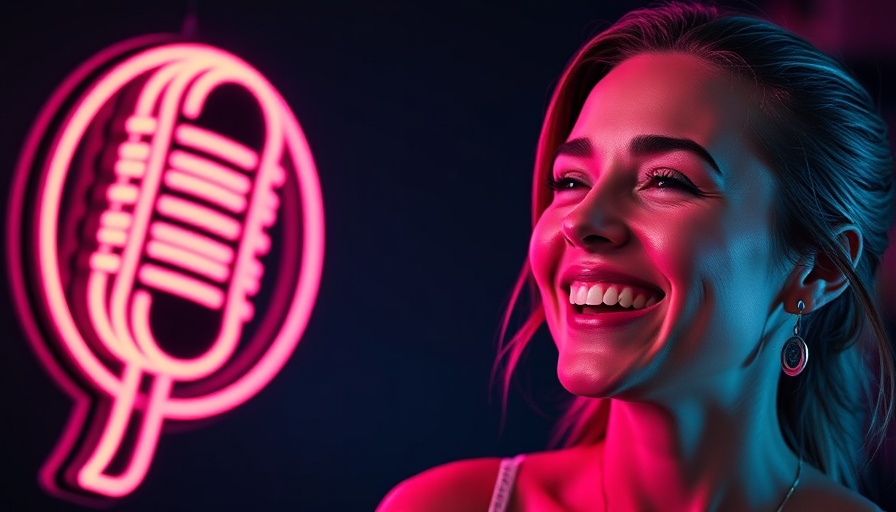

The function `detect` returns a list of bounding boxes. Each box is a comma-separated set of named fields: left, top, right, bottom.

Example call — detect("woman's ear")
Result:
left=780, top=226, right=863, bottom=314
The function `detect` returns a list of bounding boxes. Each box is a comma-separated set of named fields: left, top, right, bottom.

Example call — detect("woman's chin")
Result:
left=557, top=352, right=629, bottom=397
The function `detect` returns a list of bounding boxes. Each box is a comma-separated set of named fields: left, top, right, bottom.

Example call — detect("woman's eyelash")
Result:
left=643, top=168, right=704, bottom=195
left=547, top=175, right=584, bottom=191
left=547, top=170, right=704, bottom=196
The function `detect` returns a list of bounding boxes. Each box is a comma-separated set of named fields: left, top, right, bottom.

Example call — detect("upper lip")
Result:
left=559, top=264, right=666, bottom=297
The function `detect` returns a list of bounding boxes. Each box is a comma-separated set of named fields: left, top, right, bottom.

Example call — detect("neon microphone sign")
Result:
left=7, top=37, right=324, bottom=500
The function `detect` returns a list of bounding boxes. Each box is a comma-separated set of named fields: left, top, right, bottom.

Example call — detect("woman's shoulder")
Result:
left=789, top=464, right=884, bottom=512
left=376, top=446, right=598, bottom=512
left=376, top=457, right=504, bottom=512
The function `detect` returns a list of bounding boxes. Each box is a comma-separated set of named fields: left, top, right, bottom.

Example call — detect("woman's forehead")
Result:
left=569, top=52, right=759, bottom=155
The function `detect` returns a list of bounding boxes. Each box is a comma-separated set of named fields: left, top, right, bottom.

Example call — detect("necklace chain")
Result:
left=599, top=457, right=803, bottom=511
left=774, top=457, right=802, bottom=512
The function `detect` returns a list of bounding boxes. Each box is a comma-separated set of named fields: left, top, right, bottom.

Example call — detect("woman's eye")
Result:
left=642, top=169, right=704, bottom=195
left=547, top=176, right=585, bottom=191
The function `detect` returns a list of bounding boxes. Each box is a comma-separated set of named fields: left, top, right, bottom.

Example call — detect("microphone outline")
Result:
left=14, top=42, right=324, bottom=500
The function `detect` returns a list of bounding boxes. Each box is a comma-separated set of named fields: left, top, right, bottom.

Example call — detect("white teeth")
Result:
left=568, top=281, right=662, bottom=310
left=575, top=285, right=588, bottom=305
left=602, top=286, right=619, bottom=306
left=586, top=284, right=604, bottom=305
left=618, top=287, right=634, bottom=308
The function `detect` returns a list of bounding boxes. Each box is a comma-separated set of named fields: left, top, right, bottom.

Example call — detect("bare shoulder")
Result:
left=376, top=457, right=503, bottom=512
left=790, top=465, right=883, bottom=512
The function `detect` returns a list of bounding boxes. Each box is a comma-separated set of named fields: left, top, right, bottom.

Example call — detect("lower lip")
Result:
left=565, top=300, right=660, bottom=329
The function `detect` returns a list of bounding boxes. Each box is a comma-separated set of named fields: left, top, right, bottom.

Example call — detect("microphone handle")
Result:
left=75, top=365, right=171, bottom=497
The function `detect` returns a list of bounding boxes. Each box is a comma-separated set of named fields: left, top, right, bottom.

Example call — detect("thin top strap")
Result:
left=487, top=455, right=525, bottom=512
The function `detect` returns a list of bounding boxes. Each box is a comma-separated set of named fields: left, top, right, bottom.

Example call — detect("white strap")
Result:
left=487, top=455, right=525, bottom=512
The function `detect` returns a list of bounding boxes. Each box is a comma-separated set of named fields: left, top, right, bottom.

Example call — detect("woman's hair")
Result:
left=495, top=1, right=895, bottom=490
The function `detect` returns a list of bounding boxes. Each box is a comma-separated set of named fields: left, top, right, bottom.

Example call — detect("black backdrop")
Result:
left=1, top=1, right=893, bottom=511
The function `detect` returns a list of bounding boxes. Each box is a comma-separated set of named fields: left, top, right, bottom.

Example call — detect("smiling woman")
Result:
left=377, top=2, right=895, bottom=511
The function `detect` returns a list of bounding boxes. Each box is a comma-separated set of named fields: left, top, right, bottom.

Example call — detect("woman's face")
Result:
left=529, top=53, right=791, bottom=400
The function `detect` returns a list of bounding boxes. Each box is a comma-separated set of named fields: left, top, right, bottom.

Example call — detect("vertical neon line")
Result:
left=76, top=366, right=172, bottom=497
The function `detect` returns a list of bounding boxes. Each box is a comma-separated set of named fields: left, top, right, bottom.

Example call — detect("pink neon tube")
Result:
left=8, top=40, right=324, bottom=500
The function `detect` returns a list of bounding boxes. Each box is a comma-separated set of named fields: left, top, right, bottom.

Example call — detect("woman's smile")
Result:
left=381, top=4, right=895, bottom=510
left=529, top=52, right=783, bottom=398
left=561, top=264, right=666, bottom=328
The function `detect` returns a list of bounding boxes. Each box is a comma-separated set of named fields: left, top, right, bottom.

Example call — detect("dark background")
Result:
left=1, top=1, right=894, bottom=511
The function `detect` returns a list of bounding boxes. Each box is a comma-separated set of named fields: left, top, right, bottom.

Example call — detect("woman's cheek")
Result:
left=529, top=216, right=565, bottom=338
left=637, top=215, right=709, bottom=300
left=529, top=212, right=565, bottom=289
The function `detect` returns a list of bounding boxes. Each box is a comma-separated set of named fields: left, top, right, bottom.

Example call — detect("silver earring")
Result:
left=781, top=300, right=809, bottom=376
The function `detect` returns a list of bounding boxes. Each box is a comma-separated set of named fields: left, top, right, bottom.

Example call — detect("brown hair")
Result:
left=495, top=1, right=895, bottom=490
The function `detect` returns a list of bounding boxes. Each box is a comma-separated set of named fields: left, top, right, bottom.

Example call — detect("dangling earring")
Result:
left=781, top=300, right=809, bottom=376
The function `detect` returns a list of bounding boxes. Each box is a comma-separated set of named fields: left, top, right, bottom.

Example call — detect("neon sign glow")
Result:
left=7, top=38, right=324, bottom=501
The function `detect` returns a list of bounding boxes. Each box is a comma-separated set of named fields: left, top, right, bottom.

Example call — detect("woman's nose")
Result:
left=560, top=191, right=630, bottom=250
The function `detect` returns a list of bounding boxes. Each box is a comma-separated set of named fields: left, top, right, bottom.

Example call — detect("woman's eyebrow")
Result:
left=554, top=137, right=593, bottom=160
left=629, top=134, right=722, bottom=175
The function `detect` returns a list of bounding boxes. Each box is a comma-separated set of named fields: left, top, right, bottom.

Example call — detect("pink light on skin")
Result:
left=7, top=38, right=324, bottom=501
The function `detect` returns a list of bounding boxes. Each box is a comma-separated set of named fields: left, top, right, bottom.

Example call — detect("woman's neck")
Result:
left=600, top=381, right=800, bottom=512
